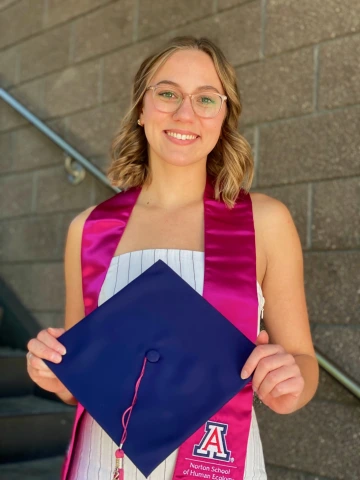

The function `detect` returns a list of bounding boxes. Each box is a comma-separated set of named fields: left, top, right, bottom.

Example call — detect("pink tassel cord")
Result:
left=112, top=358, right=148, bottom=480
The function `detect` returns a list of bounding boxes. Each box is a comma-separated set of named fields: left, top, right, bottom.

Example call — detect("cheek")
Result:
left=202, top=120, right=223, bottom=147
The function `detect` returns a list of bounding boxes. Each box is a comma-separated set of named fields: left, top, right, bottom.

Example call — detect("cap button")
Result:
left=146, top=350, right=160, bottom=363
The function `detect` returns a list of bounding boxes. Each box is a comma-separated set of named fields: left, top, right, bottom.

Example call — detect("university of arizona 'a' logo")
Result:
left=193, top=421, right=231, bottom=462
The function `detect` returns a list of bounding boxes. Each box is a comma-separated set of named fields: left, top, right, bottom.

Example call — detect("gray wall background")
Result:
left=0, top=0, right=359, bottom=478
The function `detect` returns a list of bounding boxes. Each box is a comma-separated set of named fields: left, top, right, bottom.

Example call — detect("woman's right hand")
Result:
left=27, top=327, right=75, bottom=403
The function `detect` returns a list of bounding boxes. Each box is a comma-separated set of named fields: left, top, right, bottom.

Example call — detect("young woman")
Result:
left=26, top=36, right=319, bottom=480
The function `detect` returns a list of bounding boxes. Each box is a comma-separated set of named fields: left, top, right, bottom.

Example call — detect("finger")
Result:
left=256, top=330, right=269, bottom=346
left=241, top=343, right=285, bottom=379
left=252, top=353, right=296, bottom=392
left=27, top=352, right=61, bottom=371
left=269, top=375, right=305, bottom=399
left=257, top=364, right=300, bottom=399
left=27, top=339, right=63, bottom=363
left=28, top=364, right=58, bottom=379
left=37, top=329, right=66, bottom=355
left=47, top=327, right=66, bottom=339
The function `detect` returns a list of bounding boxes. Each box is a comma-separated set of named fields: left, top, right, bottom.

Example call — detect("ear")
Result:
left=139, top=107, right=144, bottom=126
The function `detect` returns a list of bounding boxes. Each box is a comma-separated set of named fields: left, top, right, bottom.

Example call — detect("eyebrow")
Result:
left=155, top=80, right=222, bottom=94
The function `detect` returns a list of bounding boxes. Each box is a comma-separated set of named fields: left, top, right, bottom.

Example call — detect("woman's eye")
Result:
left=158, top=90, right=178, bottom=99
left=198, top=96, right=216, bottom=105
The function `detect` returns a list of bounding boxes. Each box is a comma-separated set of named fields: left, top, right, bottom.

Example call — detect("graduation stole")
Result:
left=61, top=176, right=258, bottom=480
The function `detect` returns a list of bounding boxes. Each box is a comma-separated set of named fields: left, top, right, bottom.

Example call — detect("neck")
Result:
left=138, top=168, right=208, bottom=211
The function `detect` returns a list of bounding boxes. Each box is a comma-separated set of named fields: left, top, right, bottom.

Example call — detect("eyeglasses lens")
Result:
left=153, top=87, right=222, bottom=118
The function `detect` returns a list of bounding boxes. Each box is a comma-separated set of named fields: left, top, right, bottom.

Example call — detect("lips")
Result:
left=163, top=130, right=199, bottom=145
left=164, top=130, right=199, bottom=140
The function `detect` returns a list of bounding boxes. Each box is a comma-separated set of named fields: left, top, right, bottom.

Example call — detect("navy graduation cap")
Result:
left=45, top=260, right=255, bottom=478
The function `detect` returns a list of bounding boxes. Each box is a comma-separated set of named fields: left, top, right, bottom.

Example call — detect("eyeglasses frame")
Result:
left=145, top=85, right=227, bottom=118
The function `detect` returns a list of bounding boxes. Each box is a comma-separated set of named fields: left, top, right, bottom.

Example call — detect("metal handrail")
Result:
left=0, top=88, right=119, bottom=192
left=316, top=350, right=360, bottom=399
left=0, top=87, right=359, bottom=400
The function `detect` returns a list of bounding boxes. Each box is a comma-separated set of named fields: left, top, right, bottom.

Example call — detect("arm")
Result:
left=27, top=206, right=96, bottom=406
left=241, top=194, right=319, bottom=414
left=57, top=206, right=97, bottom=404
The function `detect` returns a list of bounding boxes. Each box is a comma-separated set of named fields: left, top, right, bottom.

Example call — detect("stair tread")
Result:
left=0, top=395, right=75, bottom=416
left=0, top=455, right=63, bottom=479
left=0, top=348, right=26, bottom=358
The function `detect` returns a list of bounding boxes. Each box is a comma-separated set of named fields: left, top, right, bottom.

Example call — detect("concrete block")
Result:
left=0, top=1, right=19, bottom=10
left=0, top=263, right=64, bottom=311
left=319, top=34, right=360, bottom=110
left=252, top=183, right=308, bottom=249
left=171, top=2, right=261, bottom=67
left=0, top=46, right=18, bottom=88
left=266, top=0, right=360, bottom=55
left=0, top=264, right=34, bottom=310
left=12, top=125, right=64, bottom=172
left=266, top=464, right=334, bottom=480
left=91, top=154, right=112, bottom=173
left=218, top=0, right=249, bottom=11
left=312, top=325, right=360, bottom=383
left=72, top=0, right=134, bottom=63
left=257, top=107, right=360, bottom=186
left=35, top=166, right=94, bottom=214
left=19, top=23, right=71, bottom=83
left=237, top=47, right=313, bottom=125
left=138, top=0, right=210, bottom=40
left=43, top=60, right=101, bottom=118
left=0, top=77, right=44, bottom=131
left=33, top=312, right=65, bottom=330
left=0, top=0, right=42, bottom=49
left=102, top=36, right=166, bottom=104
left=0, top=172, right=33, bottom=219
left=65, top=102, right=122, bottom=157
left=256, top=400, right=360, bottom=479
left=315, top=369, right=359, bottom=406
left=304, top=251, right=360, bottom=326
left=0, top=131, right=13, bottom=174
left=312, top=178, right=360, bottom=249
left=32, top=263, right=65, bottom=311
left=44, top=0, right=109, bottom=28
left=0, top=216, right=61, bottom=262
left=93, top=179, right=116, bottom=205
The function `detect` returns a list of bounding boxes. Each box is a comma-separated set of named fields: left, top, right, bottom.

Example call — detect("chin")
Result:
left=163, top=155, right=203, bottom=168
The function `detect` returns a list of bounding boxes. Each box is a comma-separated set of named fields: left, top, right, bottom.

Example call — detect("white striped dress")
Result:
left=68, top=249, right=267, bottom=479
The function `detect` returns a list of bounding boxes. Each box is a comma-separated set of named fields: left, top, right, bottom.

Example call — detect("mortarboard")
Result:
left=45, top=260, right=255, bottom=478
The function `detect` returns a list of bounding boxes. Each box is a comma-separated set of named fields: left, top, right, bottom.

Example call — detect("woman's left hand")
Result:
left=241, top=330, right=305, bottom=414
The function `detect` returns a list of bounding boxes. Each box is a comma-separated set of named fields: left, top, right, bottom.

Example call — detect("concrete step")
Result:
left=0, top=348, right=34, bottom=397
left=0, top=455, right=63, bottom=479
left=0, top=395, right=75, bottom=463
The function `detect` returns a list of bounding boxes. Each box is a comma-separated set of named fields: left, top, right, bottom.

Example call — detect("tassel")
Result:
left=111, top=357, right=148, bottom=480
left=112, top=448, right=124, bottom=480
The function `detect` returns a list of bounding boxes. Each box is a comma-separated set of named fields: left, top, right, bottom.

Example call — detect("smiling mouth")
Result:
left=165, top=130, right=199, bottom=141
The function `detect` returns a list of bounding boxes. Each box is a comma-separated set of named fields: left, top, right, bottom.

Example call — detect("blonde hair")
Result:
left=108, top=36, right=254, bottom=208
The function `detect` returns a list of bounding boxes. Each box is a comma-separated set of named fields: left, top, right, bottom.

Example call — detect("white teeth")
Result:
left=166, top=131, right=197, bottom=140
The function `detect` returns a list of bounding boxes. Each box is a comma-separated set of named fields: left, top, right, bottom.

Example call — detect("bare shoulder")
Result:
left=64, top=205, right=97, bottom=330
left=249, top=191, right=293, bottom=228
left=68, top=205, right=97, bottom=233
left=249, top=191, right=300, bottom=266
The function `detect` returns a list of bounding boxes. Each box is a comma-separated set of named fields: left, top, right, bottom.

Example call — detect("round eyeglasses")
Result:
left=146, top=85, right=227, bottom=119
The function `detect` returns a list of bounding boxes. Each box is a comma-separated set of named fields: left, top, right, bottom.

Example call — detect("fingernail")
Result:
left=241, top=369, right=248, bottom=380
left=57, top=346, right=66, bottom=355
left=253, top=385, right=257, bottom=393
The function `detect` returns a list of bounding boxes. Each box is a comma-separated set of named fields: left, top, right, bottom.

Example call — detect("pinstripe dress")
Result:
left=68, top=249, right=267, bottom=480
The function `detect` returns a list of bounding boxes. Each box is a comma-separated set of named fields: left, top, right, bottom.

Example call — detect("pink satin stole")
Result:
left=61, top=177, right=258, bottom=480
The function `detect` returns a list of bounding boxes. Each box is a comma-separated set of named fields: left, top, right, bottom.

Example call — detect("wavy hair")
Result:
left=107, top=36, right=254, bottom=208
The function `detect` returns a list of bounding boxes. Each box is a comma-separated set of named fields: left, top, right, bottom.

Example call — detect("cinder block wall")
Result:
left=0, top=1, right=359, bottom=478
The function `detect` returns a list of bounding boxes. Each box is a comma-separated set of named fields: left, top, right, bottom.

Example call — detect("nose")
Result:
left=172, top=95, right=196, bottom=122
